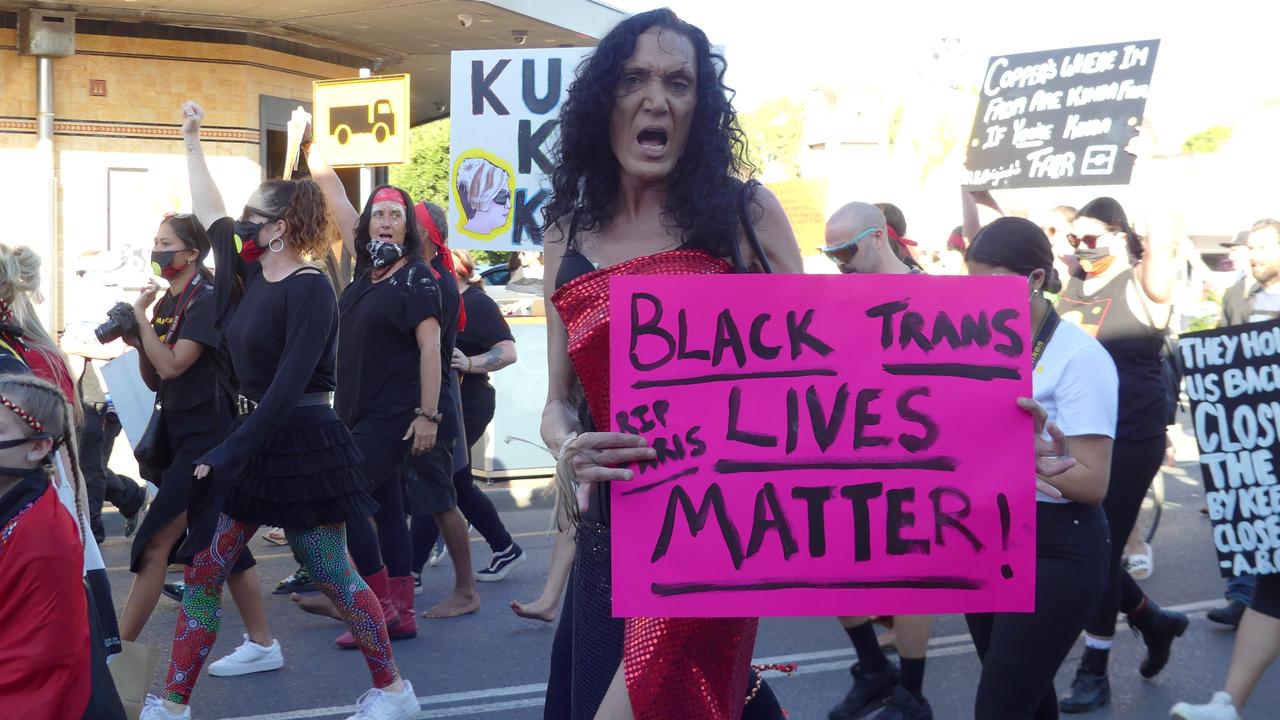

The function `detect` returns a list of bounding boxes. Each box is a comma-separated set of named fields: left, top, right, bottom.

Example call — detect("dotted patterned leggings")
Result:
left=163, top=514, right=398, bottom=704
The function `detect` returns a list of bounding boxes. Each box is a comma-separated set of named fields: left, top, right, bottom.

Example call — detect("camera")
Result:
left=457, top=13, right=473, bottom=28
left=95, top=302, right=139, bottom=344
left=512, top=30, right=528, bottom=45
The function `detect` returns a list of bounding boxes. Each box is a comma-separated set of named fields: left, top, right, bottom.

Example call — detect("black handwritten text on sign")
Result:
left=608, top=274, right=1038, bottom=617
left=963, top=40, right=1160, bottom=190
left=1181, top=320, right=1280, bottom=578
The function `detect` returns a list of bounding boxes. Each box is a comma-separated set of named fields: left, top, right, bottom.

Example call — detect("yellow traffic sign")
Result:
left=313, top=74, right=410, bottom=167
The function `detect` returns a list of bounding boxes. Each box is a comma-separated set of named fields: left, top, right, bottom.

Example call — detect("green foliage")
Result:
left=389, top=118, right=452, bottom=205
left=738, top=98, right=804, bottom=180
left=470, top=250, right=510, bottom=266
left=1182, top=125, right=1233, bottom=155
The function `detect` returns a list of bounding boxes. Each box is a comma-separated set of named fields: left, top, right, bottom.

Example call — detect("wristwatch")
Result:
left=414, top=408, right=444, bottom=424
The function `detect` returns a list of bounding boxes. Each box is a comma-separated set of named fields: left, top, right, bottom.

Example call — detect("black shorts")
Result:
left=404, top=419, right=458, bottom=516
left=1252, top=574, right=1280, bottom=620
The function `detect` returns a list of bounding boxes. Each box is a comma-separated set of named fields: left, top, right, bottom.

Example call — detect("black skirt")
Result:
left=224, top=403, right=377, bottom=530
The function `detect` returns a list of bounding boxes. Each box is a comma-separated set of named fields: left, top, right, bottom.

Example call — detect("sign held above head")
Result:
left=964, top=40, right=1160, bottom=191
left=313, top=74, right=411, bottom=168
left=450, top=48, right=593, bottom=253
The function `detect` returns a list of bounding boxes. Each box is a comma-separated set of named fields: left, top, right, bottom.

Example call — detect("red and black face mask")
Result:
left=233, top=220, right=269, bottom=263
left=150, top=250, right=188, bottom=279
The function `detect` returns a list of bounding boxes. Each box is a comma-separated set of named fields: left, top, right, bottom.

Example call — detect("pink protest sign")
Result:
left=608, top=273, right=1036, bottom=617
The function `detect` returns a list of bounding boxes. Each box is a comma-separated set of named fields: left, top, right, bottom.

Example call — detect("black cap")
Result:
left=1221, top=230, right=1250, bottom=249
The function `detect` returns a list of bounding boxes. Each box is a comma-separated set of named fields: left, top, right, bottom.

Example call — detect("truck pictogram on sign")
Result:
left=313, top=73, right=410, bottom=168
left=330, top=100, right=396, bottom=144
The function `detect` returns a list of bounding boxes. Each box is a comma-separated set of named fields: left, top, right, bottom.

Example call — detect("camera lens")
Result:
left=94, top=317, right=123, bottom=344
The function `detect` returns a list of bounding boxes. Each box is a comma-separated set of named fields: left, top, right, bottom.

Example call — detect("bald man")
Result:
left=823, top=202, right=933, bottom=720
left=821, top=202, right=919, bottom=276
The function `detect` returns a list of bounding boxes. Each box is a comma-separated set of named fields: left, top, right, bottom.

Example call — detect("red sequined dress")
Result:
left=552, top=249, right=758, bottom=720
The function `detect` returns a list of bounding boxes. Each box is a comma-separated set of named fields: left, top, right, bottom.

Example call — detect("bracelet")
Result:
left=414, top=408, right=444, bottom=423
left=466, top=356, right=473, bottom=373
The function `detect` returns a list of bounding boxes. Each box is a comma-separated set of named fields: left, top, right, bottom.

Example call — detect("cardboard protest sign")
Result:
left=964, top=40, right=1159, bottom=190
left=609, top=274, right=1036, bottom=617
left=1180, top=321, right=1280, bottom=578
left=449, top=48, right=592, bottom=253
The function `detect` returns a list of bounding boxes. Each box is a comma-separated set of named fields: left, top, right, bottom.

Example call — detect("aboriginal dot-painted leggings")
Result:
left=163, top=514, right=397, bottom=704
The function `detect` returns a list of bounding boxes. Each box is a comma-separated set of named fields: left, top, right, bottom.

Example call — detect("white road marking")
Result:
left=214, top=599, right=1224, bottom=719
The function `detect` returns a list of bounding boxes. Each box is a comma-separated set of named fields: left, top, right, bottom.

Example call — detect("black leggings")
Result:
left=347, top=467, right=412, bottom=578
left=1085, top=434, right=1165, bottom=637
left=966, top=502, right=1110, bottom=719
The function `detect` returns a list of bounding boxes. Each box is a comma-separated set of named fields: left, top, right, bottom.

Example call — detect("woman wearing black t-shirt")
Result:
left=119, top=213, right=280, bottom=677
left=298, top=114, right=478, bottom=630
left=138, top=102, right=415, bottom=720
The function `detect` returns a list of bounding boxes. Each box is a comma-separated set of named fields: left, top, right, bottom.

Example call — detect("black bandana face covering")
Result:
left=368, top=239, right=406, bottom=269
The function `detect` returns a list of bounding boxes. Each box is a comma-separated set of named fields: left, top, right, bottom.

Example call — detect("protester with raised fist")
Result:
left=1056, top=194, right=1188, bottom=712
left=139, top=101, right=416, bottom=720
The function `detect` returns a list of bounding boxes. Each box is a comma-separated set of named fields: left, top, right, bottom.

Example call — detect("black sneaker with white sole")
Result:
left=475, top=543, right=526, bottom=582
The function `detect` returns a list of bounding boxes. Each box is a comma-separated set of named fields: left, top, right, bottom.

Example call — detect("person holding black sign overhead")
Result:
left=1056, top=191, right=1189, bottom=713
left=117, top=212, right=281, bottom=676
left=538, top=10, right=802, bottom=719
left=139, top=101, right=416, bottom=720
left=964, top=217, right=1116, bottom=719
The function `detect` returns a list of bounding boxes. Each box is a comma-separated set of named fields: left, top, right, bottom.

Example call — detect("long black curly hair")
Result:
left=542, top=8, right=753, bottom=258
left=353, top=185, right=423, bottom=276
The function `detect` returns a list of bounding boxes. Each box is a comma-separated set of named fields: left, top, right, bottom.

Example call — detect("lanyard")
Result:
left=1029, top=298, right=1060, bottom=370
left=163, top=276, right=203, bottom=347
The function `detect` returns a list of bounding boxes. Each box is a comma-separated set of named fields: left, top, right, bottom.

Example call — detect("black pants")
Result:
left=80, top=405, right=145, bottom=543
left=1085, top=434, right=1166, bottom=637
left=346, top=465, right=413, bottom=578
left=966, top=502, right=1110, bottom=719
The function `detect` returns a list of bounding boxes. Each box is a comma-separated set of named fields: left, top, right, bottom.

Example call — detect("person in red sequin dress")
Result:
left=535, top=9, right=803, bottom=720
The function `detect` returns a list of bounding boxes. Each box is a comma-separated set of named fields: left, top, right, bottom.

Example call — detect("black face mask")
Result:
left=368, top=239, right=406, bottom=269
left=0, top=435, right=48, bottom=479
left=150, top=250, right=183, bottom=279
left=233, top=221, right=269, bottom=263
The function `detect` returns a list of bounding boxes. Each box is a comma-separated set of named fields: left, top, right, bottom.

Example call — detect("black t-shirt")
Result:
left=151, top=280, right=230, bottom=412
left=455, top=286, right=514, bottom=386
left=198, top=217, right=339, bottom=473
left=336, top=259, right=440, bottom=427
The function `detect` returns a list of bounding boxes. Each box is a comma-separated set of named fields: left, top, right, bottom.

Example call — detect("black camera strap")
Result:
left=1030, top=298, right=1060, bottom=370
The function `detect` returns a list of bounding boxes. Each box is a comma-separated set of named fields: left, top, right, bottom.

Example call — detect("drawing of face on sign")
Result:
left=454, top=152, right=515, bottom=240
left=1058, top=295, right=1112, bottom=338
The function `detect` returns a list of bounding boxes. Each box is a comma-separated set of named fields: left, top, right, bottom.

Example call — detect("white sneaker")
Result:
left=1171, top=692, right=1241, bottom=720
left=427, top=537, right=449, bottom=567
left=346, top=681, right=419, bottom=719
left=140, top=695, right=191, bottom=720
left=207, top=634, right=284, bottom=677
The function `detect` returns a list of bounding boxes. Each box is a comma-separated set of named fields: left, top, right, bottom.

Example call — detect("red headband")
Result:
left=372, top=187, right=406, bottom=208
left=887, top=225, right=918, bottom=249
left=0, top=393, right=44, bottom=434
left=414, top=202, right=466, bottom=331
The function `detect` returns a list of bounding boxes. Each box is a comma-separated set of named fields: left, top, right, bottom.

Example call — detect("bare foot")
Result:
left=290, top=592, right=343, bottom=621
left=511, top=597, right=557, bottom=623
left=422, top=590, right=481, bottom=618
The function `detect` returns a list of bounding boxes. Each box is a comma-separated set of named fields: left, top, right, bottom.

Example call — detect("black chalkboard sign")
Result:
left=1180, top=320, right=1280, bottom=578
left=963, top=40, right=1160, bottom=190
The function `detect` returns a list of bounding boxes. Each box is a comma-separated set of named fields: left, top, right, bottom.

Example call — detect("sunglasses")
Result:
left=823, top=226, right=878, bottom=263
left=493, top=189, right=511, bottom=207
left=1066, top=233, right=1102, bottom=249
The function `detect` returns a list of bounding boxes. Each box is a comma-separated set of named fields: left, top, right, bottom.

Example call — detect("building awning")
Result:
left=16, top=0, right=625, bottom=124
